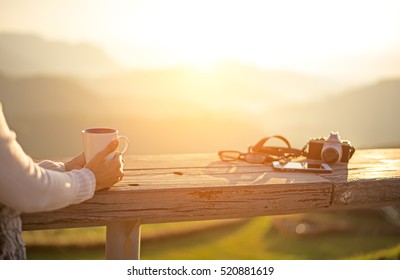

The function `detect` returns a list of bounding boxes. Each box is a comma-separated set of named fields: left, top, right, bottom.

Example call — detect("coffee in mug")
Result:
left=82, top=128, right=129, bottom=162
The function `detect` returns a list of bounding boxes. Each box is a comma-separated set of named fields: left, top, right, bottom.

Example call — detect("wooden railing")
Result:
left=22, top=149, right=400, bottom=259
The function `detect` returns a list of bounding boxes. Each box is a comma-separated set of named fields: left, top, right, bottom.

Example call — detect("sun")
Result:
left=6, top=0, right=397, bottom=76
left=105, top=0, right=400, bottom=76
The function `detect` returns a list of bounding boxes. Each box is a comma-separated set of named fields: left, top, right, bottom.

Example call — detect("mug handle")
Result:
left=117, top=136, right=129, bottom=155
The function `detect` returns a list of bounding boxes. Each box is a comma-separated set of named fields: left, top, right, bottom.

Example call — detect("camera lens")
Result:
left=321, top=147, right=340, bottom=164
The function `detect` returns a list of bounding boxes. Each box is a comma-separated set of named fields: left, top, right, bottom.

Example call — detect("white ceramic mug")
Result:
left=82, top=128, right=129, bottom=162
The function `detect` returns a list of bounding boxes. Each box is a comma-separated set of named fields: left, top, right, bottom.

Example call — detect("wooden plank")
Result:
left=123, top=153, right=229, bottom=170
left=331, top=178, right=400, bottom=209
left=321, top=149, right=400, bottom=209
left=119, top=164, right=330, bottom=189
left=22, top=166, right=333, bottom=229
left=22, top=149, right=400, bottom=230
left=22, top=184, right=332, bottom=230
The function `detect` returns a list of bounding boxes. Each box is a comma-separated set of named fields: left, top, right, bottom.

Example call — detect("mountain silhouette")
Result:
left=0, top=33, right=121, bottom=77
left=0, top=71, right=399, bottom=157
left=87, top=61, right=346, bottom=110
left=0, top=73, right=102, bottom=115
left=263, top=79, right=400, bottom=149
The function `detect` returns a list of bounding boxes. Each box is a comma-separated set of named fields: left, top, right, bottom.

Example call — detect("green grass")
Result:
left=23, top=215, right=400, bottom=260
left=351, top=243, right=400, bottom=260
left=141, top=217, right=400, bottom=260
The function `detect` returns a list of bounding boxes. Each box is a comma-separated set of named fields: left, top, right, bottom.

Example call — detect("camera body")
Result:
left=306, top=132, right=355, bottom=164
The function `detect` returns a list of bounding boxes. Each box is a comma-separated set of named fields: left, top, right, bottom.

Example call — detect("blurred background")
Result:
left=1, top=0, right=399, bottom=157
left=1, top=0, right=399, bottom=259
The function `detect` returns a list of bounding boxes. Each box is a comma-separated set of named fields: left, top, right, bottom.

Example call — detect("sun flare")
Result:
left=1, top=0, right=400, bottom=79
left=93, top=0, right=400, bottom=79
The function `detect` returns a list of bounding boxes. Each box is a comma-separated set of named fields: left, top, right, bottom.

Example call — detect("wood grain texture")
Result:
left=22, top=149, right=400, bottom=230
left=321, top=149, right=400, bottom=209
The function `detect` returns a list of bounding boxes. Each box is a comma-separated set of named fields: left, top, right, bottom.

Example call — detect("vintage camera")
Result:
left=305, top=132, right=355, bottom=164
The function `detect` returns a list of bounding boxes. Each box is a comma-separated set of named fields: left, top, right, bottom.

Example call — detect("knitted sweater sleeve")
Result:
left=37, top=160, right=66, bottom=172
left=0, top=104, right=96, bottom=213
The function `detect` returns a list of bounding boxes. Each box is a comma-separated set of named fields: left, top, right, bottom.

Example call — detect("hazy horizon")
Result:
left=1, top=0, right=399, bottom=156
left=1, top=0, right=400, bottom=84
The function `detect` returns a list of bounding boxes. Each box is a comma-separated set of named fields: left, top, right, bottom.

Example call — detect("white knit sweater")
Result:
left=0, top=103, right=96, bottom=213
left=0, top=103, right=97, bottom=259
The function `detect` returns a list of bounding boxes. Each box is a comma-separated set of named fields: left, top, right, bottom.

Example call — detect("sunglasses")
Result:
left=219, top=135, right=303, bottom=165
left=218, top=150, right=274, bottom=164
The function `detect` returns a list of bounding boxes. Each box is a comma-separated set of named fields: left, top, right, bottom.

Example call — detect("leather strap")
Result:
left=250, top=135, right=302, bottom=158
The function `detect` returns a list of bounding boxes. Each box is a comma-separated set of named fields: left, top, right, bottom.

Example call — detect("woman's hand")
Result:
left=65, top=153, right=86, bottom=171
left=85, top=139, right=124, bottom=191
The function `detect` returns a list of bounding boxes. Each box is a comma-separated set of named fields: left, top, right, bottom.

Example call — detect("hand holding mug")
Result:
left=85, top=139, right=125, bottom=191
left=82, top=128, right=129, bottom=190
left=82, top=128, right=129, bottom=162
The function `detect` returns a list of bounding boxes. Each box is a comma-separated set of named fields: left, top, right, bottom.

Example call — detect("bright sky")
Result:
left=1, top=0, right=400, bottom=81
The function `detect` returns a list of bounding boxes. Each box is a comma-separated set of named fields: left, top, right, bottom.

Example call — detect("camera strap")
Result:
left=250, top=135, right=302, bottom=159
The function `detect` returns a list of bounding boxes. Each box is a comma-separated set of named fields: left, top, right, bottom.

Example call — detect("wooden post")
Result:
left=105, top=220, right=141, bottom=260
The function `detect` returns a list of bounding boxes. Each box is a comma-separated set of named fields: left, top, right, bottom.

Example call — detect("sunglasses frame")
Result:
left=218, top=149, right=274, bottom=164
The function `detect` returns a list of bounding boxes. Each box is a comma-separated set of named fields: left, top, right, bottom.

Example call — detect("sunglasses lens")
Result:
left=245, top=153, right=267, bottom=164
left=219, top=151, right=241, bottom=161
